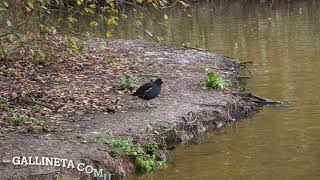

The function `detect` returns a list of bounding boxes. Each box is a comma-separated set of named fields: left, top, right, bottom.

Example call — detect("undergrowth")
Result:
left=89, top=136, right=166, bottom=172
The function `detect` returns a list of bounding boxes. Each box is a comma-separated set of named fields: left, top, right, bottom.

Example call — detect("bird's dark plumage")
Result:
left=132, top=78, right=163, bottom=100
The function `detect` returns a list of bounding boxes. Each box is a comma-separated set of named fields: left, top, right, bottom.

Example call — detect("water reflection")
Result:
left=124, top=0, right=320, bottom=179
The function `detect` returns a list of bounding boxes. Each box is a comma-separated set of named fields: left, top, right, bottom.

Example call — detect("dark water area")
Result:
left=118, top=0, right=320, bottom=179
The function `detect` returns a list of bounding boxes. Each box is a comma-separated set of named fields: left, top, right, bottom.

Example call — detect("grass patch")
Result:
left=89, top=136, right=165, bottom=172
left=135, top=155, right=157, bottom=172
left=0, top=101, right=13, bottom=111
left=201, top=70, right=227, bottom=89
left=106, top=138, right=142, bottom=156
left=106, top=138, right=163, bottom=172
left=88, top=136, right=105, bottom=144
left=118, top=74, right=139, bottom=90
left=8, top=114, right=45, bottom=127
left=0, top=46, right=9, bottom=59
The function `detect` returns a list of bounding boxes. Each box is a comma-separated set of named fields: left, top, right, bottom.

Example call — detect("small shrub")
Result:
left=201, top=70, right=227, bottom=89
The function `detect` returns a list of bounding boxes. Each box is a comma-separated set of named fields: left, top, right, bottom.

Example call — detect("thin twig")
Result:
left=240, top=64, right=253, bottom=75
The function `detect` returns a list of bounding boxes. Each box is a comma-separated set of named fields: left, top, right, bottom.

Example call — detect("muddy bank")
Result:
left=0, top=40, right=258, bottom=179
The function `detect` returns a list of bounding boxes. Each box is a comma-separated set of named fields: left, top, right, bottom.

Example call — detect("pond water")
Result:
left=121, top=0, right=320, bottom=179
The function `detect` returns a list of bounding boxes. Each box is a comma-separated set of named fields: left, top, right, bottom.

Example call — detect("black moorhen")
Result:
left=131, top=78, right=163, bottom=107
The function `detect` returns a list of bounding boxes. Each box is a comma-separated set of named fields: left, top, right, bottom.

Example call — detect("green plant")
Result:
left=88, top=136, right=105, bottom=144
left=146, top=142, right=158, bottom=152
left=118, top=74, right=138, bottom=90
left=135, top=154, right=157, bottom=172
left=0, top=103, right=13, bottom=111
left=106, top=138, right=142, bottom=155
left=64, top=36, right=86, bottom=54
left=0, top=0, right=192, bottom=65
left=8, top=114, right=31, bottom=125
left=0, top=46, right=8, bottom=59
left=201, top=70, right=227, bottom=89
left=105, top=137, right=161, bottom=172
left=87, top=135, right=163, bottom=172
left=8, top=114, right=45, bottom=127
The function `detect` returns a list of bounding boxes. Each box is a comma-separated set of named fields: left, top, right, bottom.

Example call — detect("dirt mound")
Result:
left=0, top=40, right=256, bottom=179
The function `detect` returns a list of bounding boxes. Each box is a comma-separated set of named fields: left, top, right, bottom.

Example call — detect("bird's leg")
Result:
left=144, top=101, right=157, bottom=108
left=144, top=100, right=150, bottom=107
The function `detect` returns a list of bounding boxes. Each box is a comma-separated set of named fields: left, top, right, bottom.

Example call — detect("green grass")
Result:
left=9, top=115, right=29, bottom=125
left=0, top=46, right=8, bottom=59
left=0, top=101, right=13, bottom=111
left=106, top=138, right=164, bottom=172
left=88, top=136, right=105, bottom=144
left=8, top=114, right=45, bottom=127
left=135, top=154, right=157, bottom=172
left=105, top=138, right=144, bottom=156
left=118, top=74, right=139, bottom=90
left=90, top=136, right=165, bottom=172
left=201, top=70, right=227, bottom=89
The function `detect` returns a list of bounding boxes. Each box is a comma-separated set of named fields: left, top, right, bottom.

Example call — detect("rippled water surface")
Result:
left=117, top=1, right=320, bottom=179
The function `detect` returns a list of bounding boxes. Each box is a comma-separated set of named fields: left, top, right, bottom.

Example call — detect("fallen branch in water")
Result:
left=183, top=46, right=207, bottom=52
left=235, top=92, right=284, bottom=105
left=236, top=75, right=251, bottom=79
left=239, top=61, right=254, bottom=65
left=239, top=63, right=253, bottom=75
